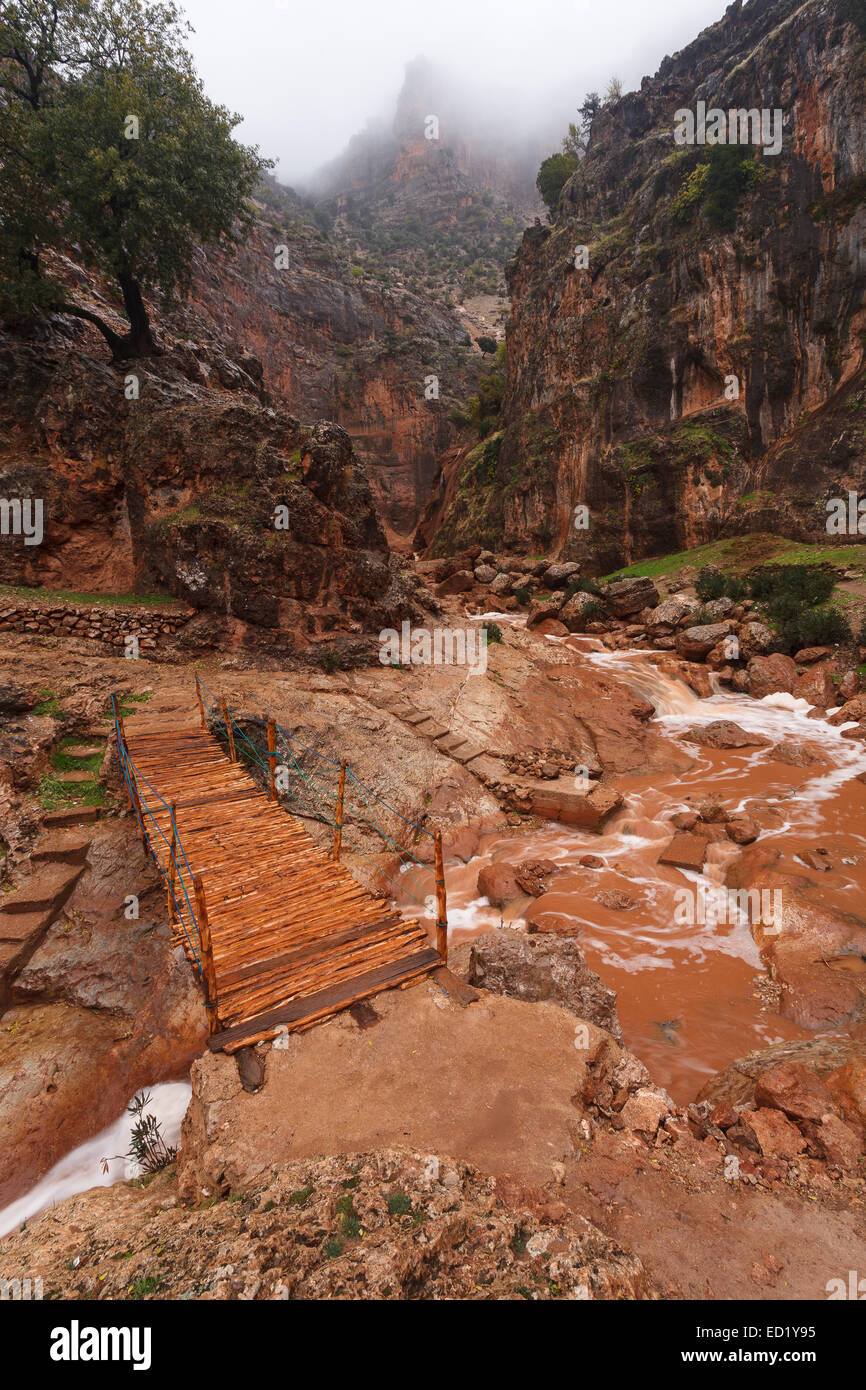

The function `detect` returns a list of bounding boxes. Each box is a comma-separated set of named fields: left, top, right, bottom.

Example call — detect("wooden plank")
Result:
left=208, top=948, right=440, bottom=1051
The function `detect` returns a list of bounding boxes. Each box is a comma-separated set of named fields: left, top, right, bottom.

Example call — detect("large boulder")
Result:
left=645, top=597, right=696, bottom=631
left=488, top=571, right=513, bottom=596
left=680, top=720, right=772, bottom=749
left=559, top=589, right=601, bottom=632
left=604, top=576, right=660, bottom=618
left=739, top=621, right=776, bottom=656
left=797, top=664, right=838, bottom=708
left=747, top=653, right=798, bottom=699
left=467, top=929, right=622, bottom=1040
left=675, top=623, right=732, bottom=660
left=542, top=562, right=581, bottom=589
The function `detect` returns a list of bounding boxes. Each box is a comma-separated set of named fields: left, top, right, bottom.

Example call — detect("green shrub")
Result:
left=776, top=607, right=852, bottom=653
left=483, top=621, right=503, bottom=645
left=513, top=584, right=532, bottom=605
left=563, top=575, right=602, bottom=601
left=695, top=566, right=745, bottom=602
left=748, top=565, right=835, bottom=618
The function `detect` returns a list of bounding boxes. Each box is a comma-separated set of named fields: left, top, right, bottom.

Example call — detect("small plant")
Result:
left=483, top=621, right=503, bottom=645
left=288, top=1187, right=314, bottom=1206
left=318, top=650, right=342, bottom=674
left=386, top=1189, right=413, bottom=1217
left=128, top=1274, right=163, bottom=1300
left=695, top=566, right=745, bottom=602
left=563, top=575, right=602, bottom=601
left=101, top=1092, right=176, bottom=1178
left=513, top=583, right=532, bottom=605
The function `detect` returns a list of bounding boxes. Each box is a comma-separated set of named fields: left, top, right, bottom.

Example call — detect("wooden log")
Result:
left=220, top=697, right=237, bottom=763
left=193, top=875, right=221, bottom=1035
left=434, top=829, right=448, bottom=965
left=333, top=760, right=347, bottom=860
left=267, top=719, right=276, bottom=801
left=195, top=674, right=207, bottom=731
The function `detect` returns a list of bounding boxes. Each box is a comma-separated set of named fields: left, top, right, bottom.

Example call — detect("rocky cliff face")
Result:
left=188, top=182, right=482, bottom=542
left=425, top=0, right=866, bottom=567
left=0, top=314, right=429, bottom=650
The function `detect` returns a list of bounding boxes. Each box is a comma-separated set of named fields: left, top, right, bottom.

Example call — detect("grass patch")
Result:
left=0, top=583, right=175, bottom=608
left=33, top=688, right=63, bottom=717
left=386, top=1189, right=413, bottom=1217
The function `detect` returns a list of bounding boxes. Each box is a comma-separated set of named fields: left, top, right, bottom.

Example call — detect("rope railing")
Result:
left=110, top=695, right=205, bottom=980
left=192, top=673, right=448, bottom=961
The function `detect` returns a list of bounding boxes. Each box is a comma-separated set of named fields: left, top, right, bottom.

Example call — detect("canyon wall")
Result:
left=424, top=0, right=866, bottom=568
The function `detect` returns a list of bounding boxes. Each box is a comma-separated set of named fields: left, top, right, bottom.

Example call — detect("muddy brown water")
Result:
left=400, top=629, right=866, bottom=1104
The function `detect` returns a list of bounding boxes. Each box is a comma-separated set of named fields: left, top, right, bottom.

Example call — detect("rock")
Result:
left=534, top=618, right=569, bottom=637
left=740, top=1108, right=807, bottom=1160
left=794, top=647, right=832, bottom=664
left=467, top=929, right=622, bottom=1040
left=698, top=1039, right=866, bottom=1109
left=523, top=908, right=582, bottom=937
left=703, top=597, right=735, bottom=619
left=725, top=814, right=760, bottom=845
left=797, top=665, right=838, bottom=708
left=739, top=621, right=775, bottom=656
left=529, top=783, right=622, bottom=829
left=806, top=1114, right=862, bottom=1170
left=488, top=572, right=512, bottom=596
left=473, top=564, right=497, bottom=584
left=838, top=670, right=860, bottom=702
left=670, top=811, right=698, bottom=830
left=828, top=695, right=866, bottom=726
left=578, top=854, right=605, bottom=869
left=680, top=720, right=771, bottom=749
left=657, top=833, right=707, bottom=870
left=542, top=562, right=581, bottom=588
left=697, top=796, right=727, bottom=823
left=614, top=1087, right=671, bottom=1138
left=526, top=595, right=565, bottom=628
left=477, top=861, right=523, bottom=909
left=596, top=889, right=636, bottom=911
left=559, top=590, right=601, bottom=632
left=514, top=859, right=560, bottom=897
left=436, top=570, right=475, bottom=597
left=771, top=741, right=827, bottom=768
left=754, top=1063, right=835, bottom=1124
left=747, top=653, right=798, bottom=699
left=0, top=685, right=32, bottom=716
left=826, top=1058, right=866, bottom=1135
left=646, top=597, right=696, bottom=631
left=676, top=623, right=731, bottom=660
left=605, top=577, right=660, bottom=618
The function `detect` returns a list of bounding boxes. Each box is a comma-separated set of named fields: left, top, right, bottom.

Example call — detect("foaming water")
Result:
left=0, top=1082, right=191, bottom=1240
left=403, top=639, right=866, bottom=1102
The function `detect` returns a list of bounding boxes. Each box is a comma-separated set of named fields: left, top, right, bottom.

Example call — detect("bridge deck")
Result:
left=124, top=722, right=438, bottom=1051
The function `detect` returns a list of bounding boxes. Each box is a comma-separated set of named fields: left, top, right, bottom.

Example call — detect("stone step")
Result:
left=56, top=770, right=97, bottom=784
left=0, top=864, right=84, bottom=918
left=402, top=710, right=432, bottom=727
left=62, top=745, right=104, bottom=759
left=43, top=807, right=100, bottom=828
left=435, top=732, right=469, bottom=755
left=30, top=833, right=91, bottom=868
left=450, top=744, right=487, bottom=765
left=415, top=721, right=449, bottom=740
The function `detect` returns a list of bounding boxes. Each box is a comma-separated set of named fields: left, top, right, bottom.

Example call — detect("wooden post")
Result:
left=167, top=802, right=177, bottom=925
left=112, top=695, right=133, bottom=812
left=333, top=761, right=347, bottom=859
left=434, top=829, right=448, bottom=965
left=195, top=674, right=206, bottom=731
left=193, top=874, right=220, bottom=1036
left=220, top=697, right=237, bottom=762
left=267, top=719, right=276, bottom=801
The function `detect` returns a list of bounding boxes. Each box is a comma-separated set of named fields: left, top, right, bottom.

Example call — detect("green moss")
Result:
left=0, top=584, right=174, bottom=607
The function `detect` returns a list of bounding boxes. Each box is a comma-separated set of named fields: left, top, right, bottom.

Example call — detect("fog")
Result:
left=176, top=0, right=728, bottom=184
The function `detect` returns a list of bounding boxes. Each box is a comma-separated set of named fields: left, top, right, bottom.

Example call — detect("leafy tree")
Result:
left=536, top=152, right=578, bottom=216
left=476, top=335, right=496, bottom=354
left=0, top=0, right=268, bottom=358
left=605, top=76, right=623, bottom=102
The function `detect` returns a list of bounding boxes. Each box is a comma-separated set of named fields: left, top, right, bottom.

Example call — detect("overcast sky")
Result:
left=176, top=0, right=728, bottom=184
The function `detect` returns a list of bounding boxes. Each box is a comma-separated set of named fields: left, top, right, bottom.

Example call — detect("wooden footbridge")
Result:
left=112, top=680, right=447, bottom=1052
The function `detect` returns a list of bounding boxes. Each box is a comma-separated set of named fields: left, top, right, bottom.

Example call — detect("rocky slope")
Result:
left=423, top=0, right=866, bottom=567
left=0, top=310, right=435, bottom=652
